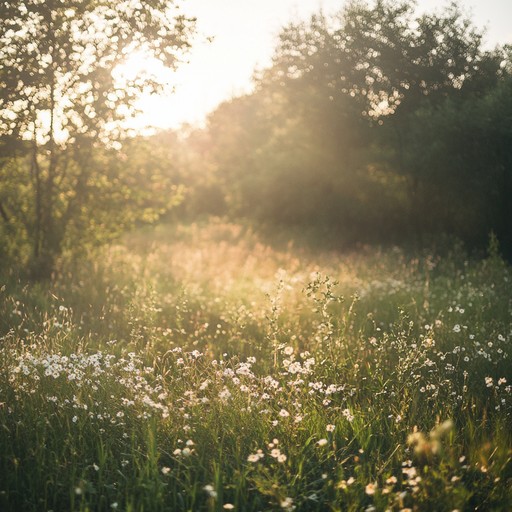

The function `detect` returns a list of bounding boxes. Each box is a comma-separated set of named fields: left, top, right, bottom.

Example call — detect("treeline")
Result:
left=166, top=0, right=512, bottom=255
left=2, top=0, right=512, bottom=278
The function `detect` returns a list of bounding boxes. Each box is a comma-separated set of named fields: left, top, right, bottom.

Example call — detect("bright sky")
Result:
left=128, top=0, right=512, bottom=130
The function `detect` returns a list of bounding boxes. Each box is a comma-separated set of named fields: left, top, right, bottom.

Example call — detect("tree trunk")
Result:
left=0, top=200, right=9, bottom=223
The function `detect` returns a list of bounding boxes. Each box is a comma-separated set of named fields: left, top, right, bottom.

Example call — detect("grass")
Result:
left=1, top=219, right=511, bottom=511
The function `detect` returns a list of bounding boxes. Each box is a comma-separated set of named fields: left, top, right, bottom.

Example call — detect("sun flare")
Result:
left=114, top=51, right=175, bottom=84
left=113, top=51, right=180, bottom=131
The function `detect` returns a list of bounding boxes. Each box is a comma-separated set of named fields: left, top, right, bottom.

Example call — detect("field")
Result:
left=1, top=220, right=511, bottom=511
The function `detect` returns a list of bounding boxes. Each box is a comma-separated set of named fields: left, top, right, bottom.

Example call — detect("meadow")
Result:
left=1, top=220, right=511, bottom=511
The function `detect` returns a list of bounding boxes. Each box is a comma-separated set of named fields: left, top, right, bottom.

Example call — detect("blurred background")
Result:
left=1, top=0, right=512, bottom=279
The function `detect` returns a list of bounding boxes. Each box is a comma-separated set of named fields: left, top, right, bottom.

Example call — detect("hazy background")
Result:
left=2, top=0, right=512, bottom=279
left=134, top=0, right=512, bottom=129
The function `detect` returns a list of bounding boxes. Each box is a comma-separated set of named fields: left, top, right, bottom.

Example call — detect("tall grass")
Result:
left=1, top=220, right=511, bottom=511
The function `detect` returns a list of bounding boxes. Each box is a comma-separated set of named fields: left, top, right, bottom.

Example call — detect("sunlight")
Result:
left=113, top=50, right=179, bottom=131
left=113, top=46, right=247, bottom=131
left=114, top=51, right=174, bottom=84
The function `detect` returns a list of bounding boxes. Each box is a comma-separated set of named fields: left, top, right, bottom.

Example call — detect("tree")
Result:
left=0, top=0, right=195, bottom=278
left=393, top=72, right=512, bottom=255
left=248, top=0, right=508, bottom=245
left=266, top=1, right=497, bottom=119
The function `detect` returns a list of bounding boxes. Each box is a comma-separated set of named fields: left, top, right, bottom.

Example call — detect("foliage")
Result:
left=0, top=0, right=195, bottom=278
left=1, top=221, right=511, bottom=511
left=174, top=1, right=511, bottom=257
left=379, top=74, right=512, bottom=251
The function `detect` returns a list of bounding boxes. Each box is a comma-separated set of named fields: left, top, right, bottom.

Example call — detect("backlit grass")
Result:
left=1, top=221, right=511, bottom=511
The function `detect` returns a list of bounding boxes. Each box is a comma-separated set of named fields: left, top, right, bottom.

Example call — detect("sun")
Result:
left=115, top=50, right=175, bottom=84
left=113, top=50, right=180, bottom=131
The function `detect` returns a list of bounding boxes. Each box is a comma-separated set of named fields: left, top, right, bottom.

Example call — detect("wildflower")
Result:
left=402, top=467, right=417, bottom=478
left=280, top=496, right=294, bottom=509
left=223, top=504, right=235, bottom=510
left=326, top=424, right=335, bottom=432
left=219, top=388, right=232, bottom=400
left=161, top=466, right=171, bottom=475
left=407, top=431, right=427, bottom=455
left=342, top=475, right=358, bottom=489
left=270, top=448, right=281, bottom=458
left=431, top=419, right=453, bottom=439
left=342, top=408, right=354, bottom=422
left=317, top=438, right=328, bottom=447
left=203, top=484, right=217, bottom=498
left=279, top=409, right=290, bottom=417
left=365, top=482, right=377, bottom=495
left=247, top=449, right=264, bottom=462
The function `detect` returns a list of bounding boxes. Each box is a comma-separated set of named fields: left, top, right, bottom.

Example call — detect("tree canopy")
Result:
left=175, top=0, right=512, bottom=255
left=0, top=0, right=195, bottom=277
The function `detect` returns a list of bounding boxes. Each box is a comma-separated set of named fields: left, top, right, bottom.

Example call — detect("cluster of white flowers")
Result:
left=7, top=348, right=171, bottom=423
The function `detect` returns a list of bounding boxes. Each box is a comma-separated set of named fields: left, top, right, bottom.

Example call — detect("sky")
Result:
left=127, top=0, right=512, bottom=130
